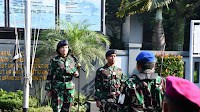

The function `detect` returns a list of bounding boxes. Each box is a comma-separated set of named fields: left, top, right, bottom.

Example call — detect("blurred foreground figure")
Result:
left=163, top=76, right=200, bottom=112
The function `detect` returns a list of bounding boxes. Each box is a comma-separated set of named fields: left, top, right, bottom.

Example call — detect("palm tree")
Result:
left=37, top=21, right=110, bottom=77
left=118, top=0, right=173, bottom=50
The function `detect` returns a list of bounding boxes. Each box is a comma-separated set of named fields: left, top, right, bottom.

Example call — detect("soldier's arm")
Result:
left=118, top=79, right=130, bottom=111
left=94, top=69, right=102, bottom=101
left=72, top=59, right=79, bottom=78
left=120, top=68, right=127, bottom=83
left=120, top=69, right=127, bottom=92
left=118, top=69, right=123, bottom=90
left=45, top=60, right=56, bottom=91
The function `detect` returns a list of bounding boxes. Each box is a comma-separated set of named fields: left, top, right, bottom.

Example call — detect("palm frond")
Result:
left=150, top=0, right=173, bottom=9
left=37, top=21, right=110, bottom=77
left=117, top=0, right=173, bottom=17
left=118, top=0, right=149, bottom=17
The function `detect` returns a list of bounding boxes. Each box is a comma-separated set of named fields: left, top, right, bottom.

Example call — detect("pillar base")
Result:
left=23, top=108, right=28, bottom=112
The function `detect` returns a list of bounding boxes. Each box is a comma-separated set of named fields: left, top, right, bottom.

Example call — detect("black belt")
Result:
left=55, top=77, right=72, bottom=82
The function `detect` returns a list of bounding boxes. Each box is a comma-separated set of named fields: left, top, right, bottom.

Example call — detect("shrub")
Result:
left=70, top=104, right=88, bottom=112
left=29, top=96, right=38, bottom=108
left=73, top=92, right=87, bottom=105
left=0, top=89, right=23, bottom=111
left=0, top=89, right=89, bottom=112
left=29, top=106, right=53, bottom=112
left=0, top=99, right=22, bottom=111
left=0, top=89, right=40, bottom=111
left=155, top=53, right=184, bottom=78
left=70, top=92, right=88, bottom=112
left=194, top=70, right=198, bottom=83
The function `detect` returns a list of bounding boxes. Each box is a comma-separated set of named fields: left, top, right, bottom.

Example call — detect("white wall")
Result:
left=115, top=56, right=128, bottom=76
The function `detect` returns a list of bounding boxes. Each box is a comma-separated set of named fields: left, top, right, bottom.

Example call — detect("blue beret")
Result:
left=136, top=51, right=155, bottom=62
left=106, top=49, right=117, bottom=57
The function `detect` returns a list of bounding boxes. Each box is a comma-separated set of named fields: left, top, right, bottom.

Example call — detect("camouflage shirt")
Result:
left=123, top=73, right=165, bottom=112
left=95, top=64, right=124, bottom=102
left=45, top=55, right=78, bottom=91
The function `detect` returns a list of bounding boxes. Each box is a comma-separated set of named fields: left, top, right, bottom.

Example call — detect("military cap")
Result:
left=57, top=40, right=68, bottom=48
left=56, top=40, right=69, bottom=54
left=106, top=49, right=117, bottom=57
left=136, top=51, right=155, bottom=62
left=166, top=76, right=200, bottom=107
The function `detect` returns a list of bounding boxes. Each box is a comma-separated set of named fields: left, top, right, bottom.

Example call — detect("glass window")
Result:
left=59, top=0, right=101, bottom=31
left=9, top=0, right=55, bottom=29
left=0, top=0, right=5, bottom=27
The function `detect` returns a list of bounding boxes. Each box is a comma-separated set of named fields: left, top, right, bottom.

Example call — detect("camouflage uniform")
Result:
left=95, top=64, right=124, bottom=112
left=123, top=73, right=165, bottom=112
left=45, top=55, right=78, bottom=112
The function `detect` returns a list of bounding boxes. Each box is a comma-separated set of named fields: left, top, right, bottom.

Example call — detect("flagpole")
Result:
left=23, top=0, right=31, bottom=111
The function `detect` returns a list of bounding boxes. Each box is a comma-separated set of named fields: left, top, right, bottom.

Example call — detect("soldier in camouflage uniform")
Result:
left=122, top=51, right=165, bottom=112
left=45, top=40, right=79, bottom=112
left=95, top=49, right=125, bottom=112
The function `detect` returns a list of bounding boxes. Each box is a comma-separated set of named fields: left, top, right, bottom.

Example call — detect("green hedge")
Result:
left=0, top=89, right=88, bottom=112
left=0, top=99, right=22, bottom=110
left=0, top=89, right=39, bottom=111
left=0, top=89, right=23, bottom=111
left=155, top=53, right=184, bottom=78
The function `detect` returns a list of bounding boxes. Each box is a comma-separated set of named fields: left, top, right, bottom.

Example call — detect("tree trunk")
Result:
left=152, top=7, right=165, bottom=50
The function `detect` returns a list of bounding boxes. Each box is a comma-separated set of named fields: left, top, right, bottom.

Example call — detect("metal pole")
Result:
left=189, top=20, right=194, bottom=82
left=23, top=0, right=31, bottom=111
left=103, top=0, right=106, bottom=35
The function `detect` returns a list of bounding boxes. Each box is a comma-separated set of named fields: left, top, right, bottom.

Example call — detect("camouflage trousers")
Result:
left=99, top=99, right=127, bottom=112
left=51, top=89, right=75, bottom=112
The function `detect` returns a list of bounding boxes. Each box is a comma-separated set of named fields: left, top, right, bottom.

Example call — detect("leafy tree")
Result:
left=118, top=0, right=173, bottom=50
left=106, top=0, right=126, bottom=50
left=38, top=21, right=110, bottom=77
left=135, top=0, right=200, bottom=51
left=184, top=2, right=200, bottom=50
left=172, top=0, right=200, bottom=50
